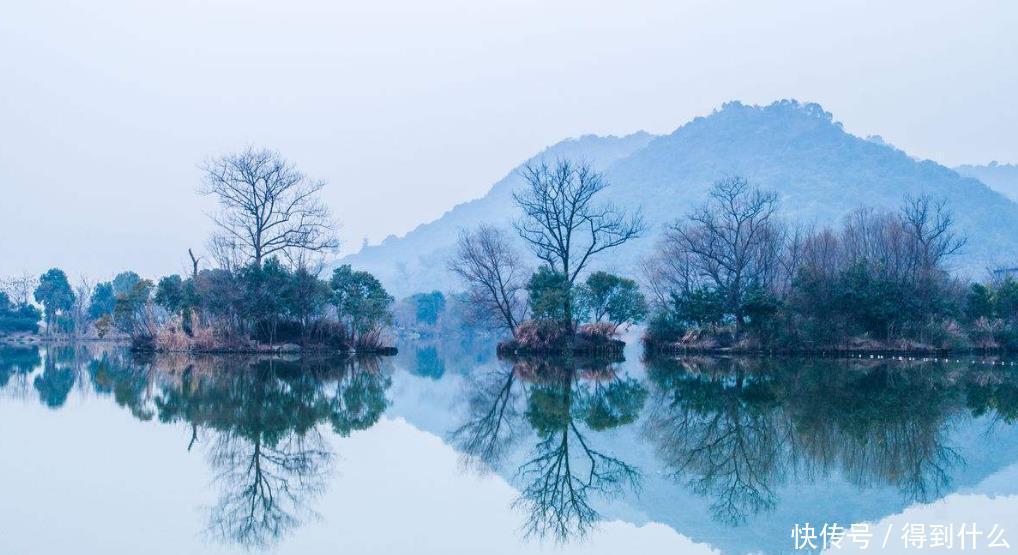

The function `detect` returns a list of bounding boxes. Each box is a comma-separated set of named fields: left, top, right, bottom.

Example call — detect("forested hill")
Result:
left=955, top=162, right=1018, bottom=202
left=340, top=100, right=1018, bottom=297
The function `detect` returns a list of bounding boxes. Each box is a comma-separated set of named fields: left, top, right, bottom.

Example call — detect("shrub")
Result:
left=644, top=310, right=686, bottom=344
left=925, top=319, right=972, bottom=351
left=969, top=317, right=1002, bottom=350
left=155, top=321, right=192, bottom=352
left=94, top=314, right=114, bottom=338
left=575, top=322, right=625, bottom=354
left=509, top=319, right=568, bottom=352
left=354, top=329, right=391, bottom=352
left=130, top=333, right=156, bottom=352
left=577, top=322, right=617, bottom=340
left=498, top=319, right=625, bottom=355
left=0, top=315, right=40, bottom=334
left=995, top=322, right=1018, bottom=351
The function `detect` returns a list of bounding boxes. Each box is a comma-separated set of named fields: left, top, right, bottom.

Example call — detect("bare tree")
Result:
left=201, top=148, right=339, bottom=267
left=901, top=194, right=966, bottom=275
left=449, top=226, right=528, bottom=335
left=71, top=276, right=95, bottom=337
left=188, top=248, right=202, bottom=279
left=641, top=234, right=697, bottom=308
left=775, top=222, right=814, bottom=296
left=513, top=160, right=645, bottom=328
left=663, top=176, right=781, bottom=333
left=1, top=271, right=38, bottom=306
left=207, top=233, right=247, bottom=272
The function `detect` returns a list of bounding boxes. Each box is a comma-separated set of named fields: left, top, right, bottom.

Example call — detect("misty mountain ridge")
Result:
left=342, top=100, right=1018, bottom=297
left=955, top=161, right=1018, bottom=202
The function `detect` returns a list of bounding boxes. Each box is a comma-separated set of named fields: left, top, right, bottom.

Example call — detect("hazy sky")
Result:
left=2, top=0, right=1016, bottom=280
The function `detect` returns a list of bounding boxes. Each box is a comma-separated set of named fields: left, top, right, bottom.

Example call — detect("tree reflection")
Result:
left=33, top=347, right=76, bottom=408
left=642, top=356, right=983, bottom=525
left=785, top=362, right=962, bottom=504
left=205, top=427, right=331, bottom=548
left=454, top=355, right=646, bottom=542
left=0, top=346, right=392, bottom=549
left=87, top=350, right=157, bottom=420
left=451, top=364, right=523, bottom=471
left=4, top=344, right=1018, bottom=547
left=643, top=358, right=784, bottom=524
left=966, top=368, right=1018, bottom=425
left=152, top=355, right=390, bottom=549
left=0, top=345, right=40, bottom=390
left=410, top=346, right=446, bottom=380
left=325, top=356, right=391, bottom=437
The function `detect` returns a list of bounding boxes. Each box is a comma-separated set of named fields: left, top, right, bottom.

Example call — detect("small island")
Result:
left=448, top=160, right=646, bottom=357
left=639, top=177, right=1018, bottom=356
left=1, top=148, right=398, bottom=356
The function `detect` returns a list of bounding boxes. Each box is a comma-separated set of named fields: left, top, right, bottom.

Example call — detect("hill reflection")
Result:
left=452, top=353, right=1018, bottom=540
left=2, top=344, right=1017, bottom=551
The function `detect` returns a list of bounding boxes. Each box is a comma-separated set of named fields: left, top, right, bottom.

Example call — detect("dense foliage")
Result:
left=329, top=265, right=394, bottom=339
left=644, top=177, right=1013, bottom=352
left=33, top=268, right=74, bottom=333
left=526, top=267, right=574, bottom=323
left=575, top=271, right=648, bottom=331
left=0, top=292, right=41, bottom=334
left=5, top=261, right=396, bottom=353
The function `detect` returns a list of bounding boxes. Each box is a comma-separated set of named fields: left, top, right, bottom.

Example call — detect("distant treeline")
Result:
left=643, top=176, right=1018, bottom=353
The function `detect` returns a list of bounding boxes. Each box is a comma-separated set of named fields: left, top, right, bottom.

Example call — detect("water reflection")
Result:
left=4, top=345, right=392, bottom=550
left=0, top=345, right=40, bottom=392
left=34, top=347, right=77, bottom=408
left=642, top=357, right=972, bottom=525
left=454, top=355, right=645, bottom=541
left=452, top=352, right=1018, bottom=543
left=158, top=356, right=391, bottom=548
left=643, top=357, right=785, bottom=525
left=2, top=344, right=1017, bottom=554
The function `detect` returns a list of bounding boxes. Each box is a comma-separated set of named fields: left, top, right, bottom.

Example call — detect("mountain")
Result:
left=340, top=131, right=656, bottom=295
left=341, top=100, right=1018, bottom=297
left=955, top=162, right=1018, bottom=202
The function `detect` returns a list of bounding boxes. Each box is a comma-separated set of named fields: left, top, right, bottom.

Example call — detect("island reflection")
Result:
left=452, top=352, right=1018, bottom=540
left=4, top=344, right=391, bottom=549
left=2, top=343, right=1018, bottom=551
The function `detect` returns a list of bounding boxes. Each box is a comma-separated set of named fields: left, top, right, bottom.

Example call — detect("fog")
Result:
left=2, top=0, right=1016, bottom=279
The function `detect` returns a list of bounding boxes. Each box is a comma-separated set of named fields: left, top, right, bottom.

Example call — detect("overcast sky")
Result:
left=2, top=0, right=1016, bottom=280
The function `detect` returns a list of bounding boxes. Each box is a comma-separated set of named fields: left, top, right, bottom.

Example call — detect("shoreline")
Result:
left=6, top=334, right=1016, bottom=361
left=642, top=342, right=1018, bottom=359
left=0, top=335, right=397, bottom=356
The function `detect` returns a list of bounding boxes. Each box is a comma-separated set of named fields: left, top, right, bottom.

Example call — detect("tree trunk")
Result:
left=188, top=248, right=200, bottom=279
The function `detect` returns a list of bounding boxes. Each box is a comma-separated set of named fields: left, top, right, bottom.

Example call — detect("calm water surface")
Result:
left=1, top=340, right=1017, bottom=554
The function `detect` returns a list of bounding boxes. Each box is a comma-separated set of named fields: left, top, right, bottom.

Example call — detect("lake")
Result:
left=1, top=340, right=1017, bottom=554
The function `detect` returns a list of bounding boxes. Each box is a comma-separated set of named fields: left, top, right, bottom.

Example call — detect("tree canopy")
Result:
left=576, top=271, right=648, bottom=330
left=201, top=148, right=338, bottom=267
left=34, top=268, right=75, bottom=331
left=330, top=265, right=394, bottom=336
